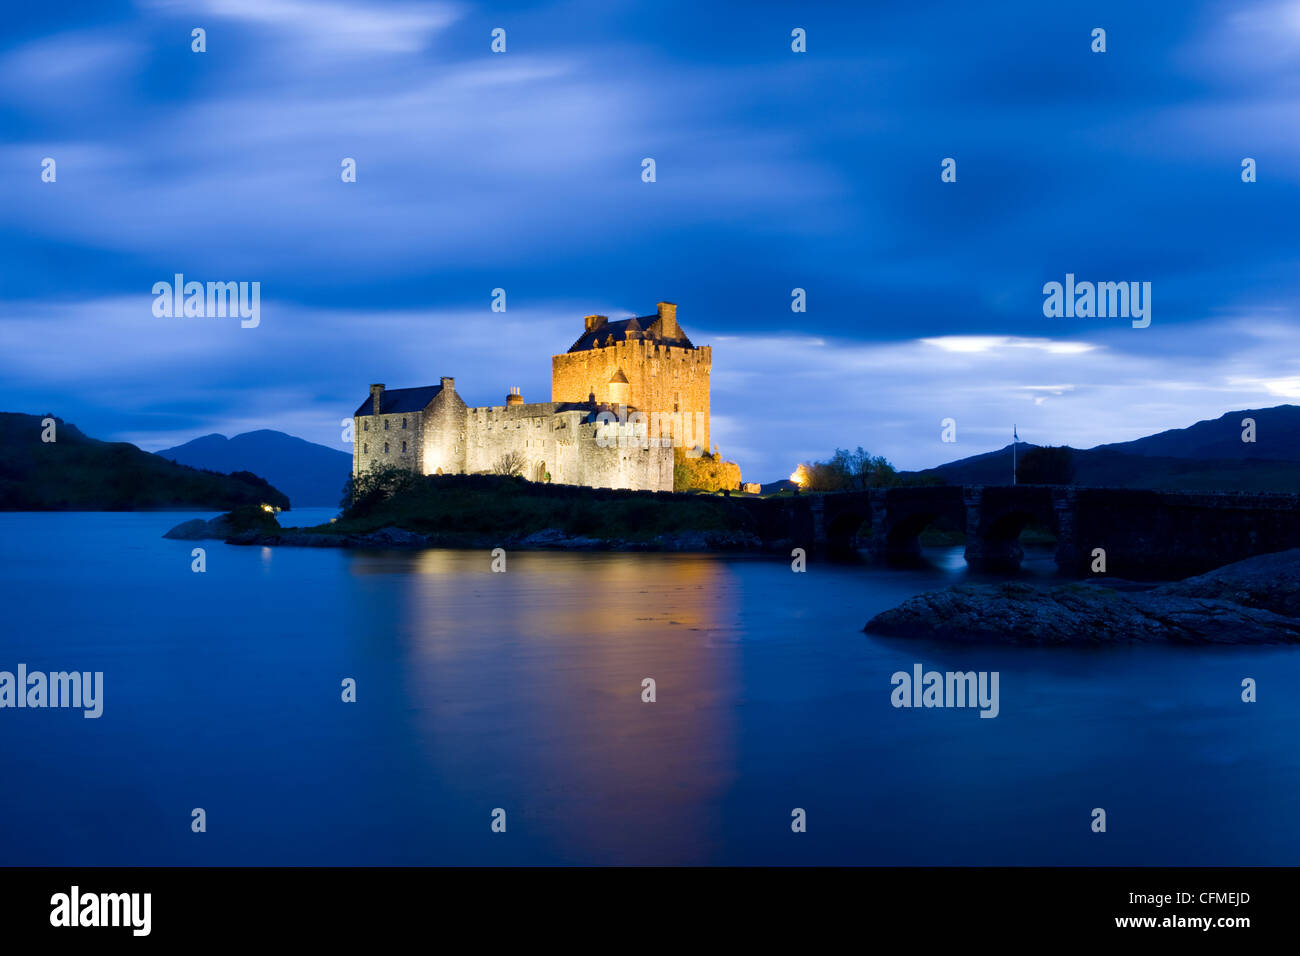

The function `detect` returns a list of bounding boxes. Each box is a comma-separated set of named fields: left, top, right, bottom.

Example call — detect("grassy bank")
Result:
left=303, top=473, right=758, bottom=542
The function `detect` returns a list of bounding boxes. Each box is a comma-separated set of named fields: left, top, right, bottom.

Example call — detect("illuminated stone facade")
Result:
left=352, top=302, right=710, bottom=493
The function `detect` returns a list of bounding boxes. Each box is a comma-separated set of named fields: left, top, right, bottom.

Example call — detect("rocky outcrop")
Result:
left=516, top=529, right=606, bottom=550
left=163, top=515, right=238, bottom=540
left=223, top=526, right=431, bottom=548
left=865, top=548, right=1300, bottom=645
left=165, top=504, right=281, bottom=541
left=1158, top=549, right=1300, bottom=619
left=167, top=520, right=764, bottom=552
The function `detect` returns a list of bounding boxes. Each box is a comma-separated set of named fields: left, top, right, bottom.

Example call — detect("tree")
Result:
left=340, top=462, right=420, bottom=515
left=1016, top=445, right=1075, bottom=485
left=491, top=451, right=527, bottom=477
left=800, top=447, right=898, bottom=492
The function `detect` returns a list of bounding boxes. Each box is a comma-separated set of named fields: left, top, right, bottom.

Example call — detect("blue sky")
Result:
left=2, top=0, right=1299, bottom=480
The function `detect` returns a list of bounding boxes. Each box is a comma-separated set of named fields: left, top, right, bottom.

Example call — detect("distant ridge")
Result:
left=160, top=429, right=352, bottom=507
left=0, top=413, right=289, bottom=511
left=1093, top=405, right=1300, bottom=460
left=913, top=405, right=1300, bottom=493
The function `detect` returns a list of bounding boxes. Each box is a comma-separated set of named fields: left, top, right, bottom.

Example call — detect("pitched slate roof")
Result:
left=353, top=385, right=442, bottom=417
left=566, top=315, right=694, bottom=353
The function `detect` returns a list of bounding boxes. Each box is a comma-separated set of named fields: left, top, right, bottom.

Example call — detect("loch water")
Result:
left=2, top=510, right=1297, bottom=865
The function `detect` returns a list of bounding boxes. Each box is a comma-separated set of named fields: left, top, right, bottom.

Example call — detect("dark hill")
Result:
left=914, top=405, right=1300, bottom=492
left=160, top=429, right=351, bottom=507
left=1094, top=404, right=1300, bottom=460
left=0, top=413, right=290, bottom=511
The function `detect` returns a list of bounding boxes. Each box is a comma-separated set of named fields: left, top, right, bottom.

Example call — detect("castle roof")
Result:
left=565, top=314, right=694, bottom=353
left=609, top=368, right=629, bottom=384
left=353, top=384, right=443, bottom=417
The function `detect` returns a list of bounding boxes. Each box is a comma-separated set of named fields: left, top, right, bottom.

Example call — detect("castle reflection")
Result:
left=392, top=549, right=741, bottom=863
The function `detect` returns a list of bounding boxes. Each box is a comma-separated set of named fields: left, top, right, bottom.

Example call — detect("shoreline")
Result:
left=166, top=517, right=772, bottom=553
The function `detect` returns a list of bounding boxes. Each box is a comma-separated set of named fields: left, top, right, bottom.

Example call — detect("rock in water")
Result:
left=163, top=515, right=234, bottom=540
left=164, top=504, right=279, bottom=541
left=865, top=564, right=1300, bottom=646
left=1158, top=548, right=1300, bottom=619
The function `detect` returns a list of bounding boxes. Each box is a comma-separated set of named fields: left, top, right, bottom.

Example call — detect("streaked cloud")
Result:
left=141, top=0, right=463, bottom=53
left=1, top=0, right=1298, bottom=482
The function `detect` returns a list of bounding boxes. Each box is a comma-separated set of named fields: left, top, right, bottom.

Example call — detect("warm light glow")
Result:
left=789, top=464, right=809, bottom=487
left=261, top=504, right=275, bottom=513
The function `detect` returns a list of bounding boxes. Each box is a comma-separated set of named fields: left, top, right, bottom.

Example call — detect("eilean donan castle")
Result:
left=352, top=302, right=711, bottom=492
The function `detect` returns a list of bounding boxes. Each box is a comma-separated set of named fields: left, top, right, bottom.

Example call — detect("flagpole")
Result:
left=1012, top=425, right=1017, bottom=486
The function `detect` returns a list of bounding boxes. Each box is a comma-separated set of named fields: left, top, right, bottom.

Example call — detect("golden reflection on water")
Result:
left=396, top=549, right=741, bottom=862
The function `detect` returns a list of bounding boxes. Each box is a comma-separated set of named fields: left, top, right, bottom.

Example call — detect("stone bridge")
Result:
left=743, top=486, right=1300, bottom=579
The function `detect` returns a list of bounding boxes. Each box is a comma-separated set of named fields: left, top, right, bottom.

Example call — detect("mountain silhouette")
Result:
left=0, top=413, right=289, bottom=511
left=916, top=405, right=1300, bottom=491
left=160, top=429, right=352, bottom=507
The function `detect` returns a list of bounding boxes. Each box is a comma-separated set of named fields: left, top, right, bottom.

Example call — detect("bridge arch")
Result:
left=963, top=487, right=1058, bottom=572
left=826, top=508, right=871, bottom=552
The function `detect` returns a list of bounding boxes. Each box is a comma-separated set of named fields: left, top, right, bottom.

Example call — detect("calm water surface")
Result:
left=2, top=511, right=1298, bottom=865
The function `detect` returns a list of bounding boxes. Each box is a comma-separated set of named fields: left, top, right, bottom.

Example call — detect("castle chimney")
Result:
left=440, top=376, right=455, bottom=392
left=506, top=386, right=523, bottom=406
left=656, top=301, right=679, bottom=339
left=585, top=314, right=608, bottom=333
left=369, top=383, right=385, bottom=415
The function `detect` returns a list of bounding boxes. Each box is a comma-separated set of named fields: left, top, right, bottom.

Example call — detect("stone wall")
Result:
left=458, top=402, right=673, bottom=491
left=353, top=410, right=420, bottom=474
left=420, top=387, right=468, bottom=476
left=552, top=339, right=712, bottom=453
left=578, top=417, right=674, bottom=491
left=464, top=402, right=561, bottom=481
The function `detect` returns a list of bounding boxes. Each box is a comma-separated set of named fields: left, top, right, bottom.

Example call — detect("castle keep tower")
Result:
left=551, top=301, right=711, bottom=454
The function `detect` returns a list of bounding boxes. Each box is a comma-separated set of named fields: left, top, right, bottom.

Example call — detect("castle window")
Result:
left=402, top=441, right=407, bottom=453
left=363, top=421, right=368, bottom=432
left=384, top=442, right=389, bottom=454
left=363, top=443, right=368, bottom=454
left=402, top=418, right=408, bottom=429
left=384, top=419, right=390, bottom=430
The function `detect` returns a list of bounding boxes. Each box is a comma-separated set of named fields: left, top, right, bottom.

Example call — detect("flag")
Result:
left=1013, top=425, right=1019, bottom=442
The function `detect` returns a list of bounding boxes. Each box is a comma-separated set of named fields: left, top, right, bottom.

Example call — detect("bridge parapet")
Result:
left=746, top=486, right=1300, bottom=579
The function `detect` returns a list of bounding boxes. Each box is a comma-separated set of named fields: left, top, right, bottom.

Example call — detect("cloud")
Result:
left=2, top=0, right=1299, bottom=483
left=141, top=0, right=462, bottom=54
left=919, top=336, right=1098, bottom=356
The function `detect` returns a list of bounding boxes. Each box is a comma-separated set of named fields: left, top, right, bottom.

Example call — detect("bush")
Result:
left=223, top=503, right=281, bottom=533
left=674, top=448, right=742, bottom=492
